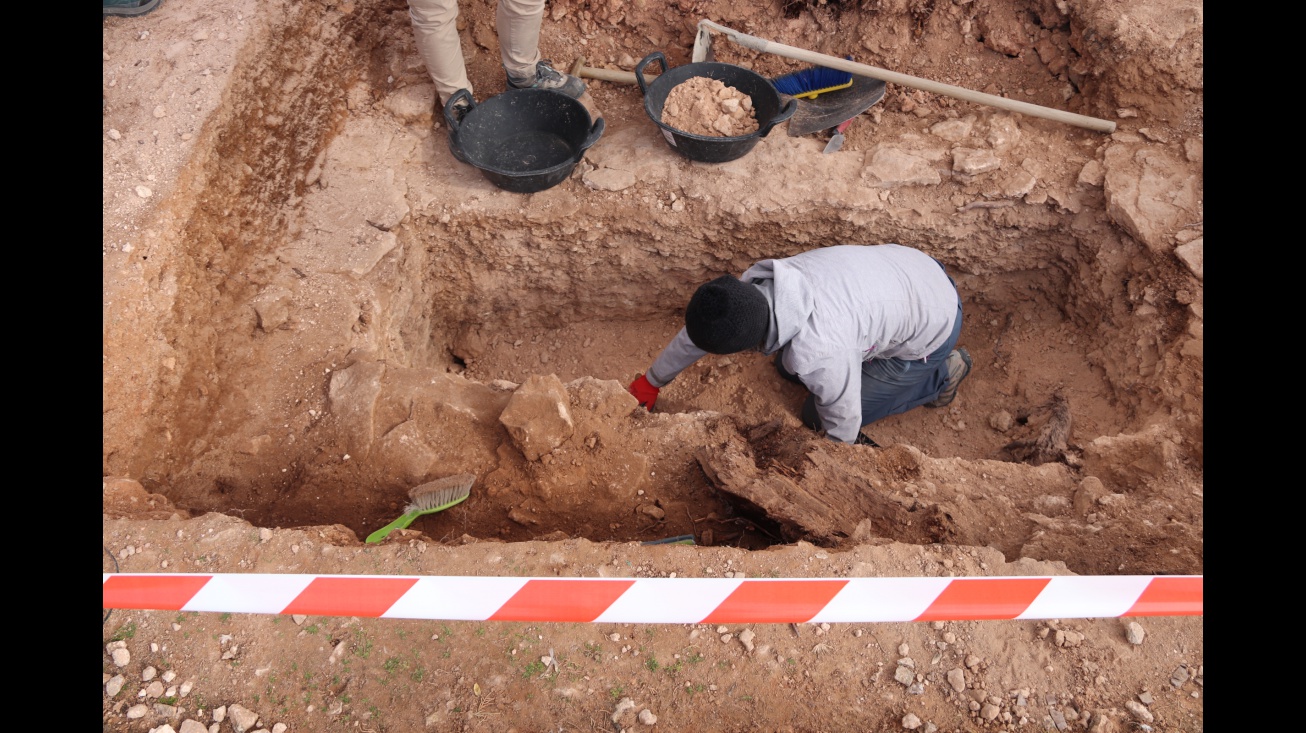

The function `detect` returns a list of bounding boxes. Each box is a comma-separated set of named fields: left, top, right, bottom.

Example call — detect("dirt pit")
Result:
left=103, top=1, right=1202, bottom=731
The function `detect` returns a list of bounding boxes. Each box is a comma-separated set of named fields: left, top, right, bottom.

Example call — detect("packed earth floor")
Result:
left=102, top=1, right=1203, bottom=731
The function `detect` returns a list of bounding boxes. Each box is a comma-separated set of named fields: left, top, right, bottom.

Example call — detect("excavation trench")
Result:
left=103, top=1, right=1203, bottom=578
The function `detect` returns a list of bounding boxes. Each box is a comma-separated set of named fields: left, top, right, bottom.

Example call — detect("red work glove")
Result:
left=628, top=374, right=660, bottom=410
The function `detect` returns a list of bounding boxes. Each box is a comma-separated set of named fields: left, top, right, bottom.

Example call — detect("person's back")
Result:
left=746, top=244, right=958, bottom=369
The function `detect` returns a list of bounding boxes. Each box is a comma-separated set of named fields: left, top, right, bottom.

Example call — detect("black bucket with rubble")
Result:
left=636, top=51, right=796, bottom=163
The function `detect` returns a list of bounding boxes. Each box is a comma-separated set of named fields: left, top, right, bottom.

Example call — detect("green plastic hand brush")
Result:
left=365, top=473, right=475, bottom=544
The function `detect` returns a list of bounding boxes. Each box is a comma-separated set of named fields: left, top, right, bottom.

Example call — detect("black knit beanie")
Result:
left=685, top=275, right=770, bottom=354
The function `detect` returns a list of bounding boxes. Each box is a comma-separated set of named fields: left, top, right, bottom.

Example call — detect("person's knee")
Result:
left=408, top=0, right=459, bottom=26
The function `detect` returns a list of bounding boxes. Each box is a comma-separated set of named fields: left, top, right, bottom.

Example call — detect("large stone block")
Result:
left=499, top=375, right=574, bottom=461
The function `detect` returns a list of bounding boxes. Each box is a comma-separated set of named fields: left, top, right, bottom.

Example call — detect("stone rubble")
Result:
left=1126, top=621, right=1146, bottom=645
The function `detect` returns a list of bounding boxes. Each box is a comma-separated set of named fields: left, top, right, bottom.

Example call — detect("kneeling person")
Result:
left=627, top=244, right=972, bottom=444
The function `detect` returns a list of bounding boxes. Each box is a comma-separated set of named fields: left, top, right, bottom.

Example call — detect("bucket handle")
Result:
left=758, top=96, right=798, bottom=139
left=444, top=89, right=475, bottom=164
left=578, top=116, right=606, bottom=154
left=634, top=52, right=668, bottom=96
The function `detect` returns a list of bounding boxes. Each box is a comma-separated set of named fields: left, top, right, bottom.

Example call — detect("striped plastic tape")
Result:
left=103, top=574, right=1201, bottom=623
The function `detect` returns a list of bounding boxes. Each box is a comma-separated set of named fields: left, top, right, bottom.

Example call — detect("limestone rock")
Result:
left=327, top=359, right=387, bottom=459
left=251, top=286, right=294, bottom=332
left=1083, top=424, right=1182, bottom=488
left=1073, top=476, right=1106, bottom=516
left=568, top=376, right=639, bottom=421
left=985, top=116, right=1021, bottom=149
left=1174, top=237, right=1203, bottom=280
left=1125, top=621, right=1146, bottom=645
left=928, top=118, right=974, bottom=142
left=452, top=326, right=488, bottom=363
left=952, top=148, right=1002, bottom=176
left=103, top=477, right=189, bottom=521
left=1124, top=700, right=1153, bottom=723
left=947, top=668, right=966, bottom=692
left=1103, top=145, right=1201, bottom=253
left=227, top=704, right=261, bottom=733
left=976, top=3, right=1026, bottom=56
left=583, top=167, right=638, bottom=191
left=997, top=169, right=1037, bottom=198
left=382, top=83, right=437, bottom=123
left=988, top=410, right=1014, bottom=433
left=1077, top=160, right=1105, bottom=188
left=862, top=147, right=942, bottom=188
left=499, top=374, right=575, bottom=461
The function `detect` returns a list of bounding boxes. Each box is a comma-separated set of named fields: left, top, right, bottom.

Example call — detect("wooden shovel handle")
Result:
left=698, top=20, right=1116, bottom=133
left=570, top=56, right=653, bottom=85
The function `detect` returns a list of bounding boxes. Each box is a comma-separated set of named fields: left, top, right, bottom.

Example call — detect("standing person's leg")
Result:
left=409, top=0, right=473, bottom=104
left=498, top=0, right=586, bottom=97
left=497, top=0, right=546, bottom=81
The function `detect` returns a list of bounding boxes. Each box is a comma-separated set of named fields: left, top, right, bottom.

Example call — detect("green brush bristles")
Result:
left=364, top=473, right=476, bottom=544
left=406, top=473, right=474, bottom=512
left=406, top=485, right=470, bottom=513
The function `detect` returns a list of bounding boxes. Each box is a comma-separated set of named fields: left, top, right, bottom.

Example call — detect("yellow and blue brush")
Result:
left=771, top=57, right=854, bottom=99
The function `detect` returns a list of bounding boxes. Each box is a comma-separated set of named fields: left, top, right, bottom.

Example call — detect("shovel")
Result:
left=787, top=74, right=885, bottom=137
left=692, top=19, right=1116, bottom=134
left=572, top=56, right=885, bottom=141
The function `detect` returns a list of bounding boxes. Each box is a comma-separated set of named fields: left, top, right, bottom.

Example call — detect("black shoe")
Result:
left=103, top=0, right=162, bottom=16
left=854, top=432, right=880, bottom=447
left=442, top=95, right=472, bottom=162
left=800, top=394, right=822, bottom=431
left=774, top=354, right=803, bottom=385
left=506, top=60, right=586, bottom=99
left=926, top=348, right=972, bottom=408
left=445, top=96, right=471, bottom=124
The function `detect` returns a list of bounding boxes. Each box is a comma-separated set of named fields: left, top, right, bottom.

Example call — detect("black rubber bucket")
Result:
left=635, top=51, right=796, bottom=164
left=445, top=88, right=604, bottom=193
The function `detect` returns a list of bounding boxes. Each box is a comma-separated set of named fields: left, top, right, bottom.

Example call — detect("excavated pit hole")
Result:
left=106, top=2, right=1203, bottom=577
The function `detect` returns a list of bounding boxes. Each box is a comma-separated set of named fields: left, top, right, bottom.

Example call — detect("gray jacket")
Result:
left=645, top=244, right=959, bottom=443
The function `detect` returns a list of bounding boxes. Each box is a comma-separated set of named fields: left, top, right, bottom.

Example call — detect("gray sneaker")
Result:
left=506, top=59, right=586, bottom=99
left=926, top=348, right=972, bottom=408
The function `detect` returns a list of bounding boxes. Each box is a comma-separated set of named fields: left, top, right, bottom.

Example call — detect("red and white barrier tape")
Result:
left=103, top=574, right=1201, bottom=623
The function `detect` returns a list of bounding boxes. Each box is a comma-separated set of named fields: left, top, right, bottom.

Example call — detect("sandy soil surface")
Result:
left=103, top=0, right=1202, bottom=731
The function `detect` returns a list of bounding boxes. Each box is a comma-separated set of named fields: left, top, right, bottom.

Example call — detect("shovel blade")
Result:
left=822, top=132, right=845, bottom=154
left=786, top=75, right=886, bottom=137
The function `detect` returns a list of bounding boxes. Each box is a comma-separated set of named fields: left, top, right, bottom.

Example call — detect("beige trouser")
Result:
left=408, top=0, right=546, bottom=104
